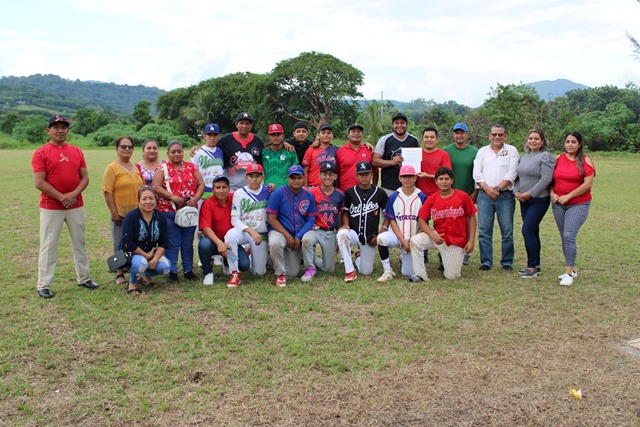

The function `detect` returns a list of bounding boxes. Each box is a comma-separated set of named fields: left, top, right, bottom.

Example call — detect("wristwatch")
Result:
left=494, top=187, right=502, bottom=193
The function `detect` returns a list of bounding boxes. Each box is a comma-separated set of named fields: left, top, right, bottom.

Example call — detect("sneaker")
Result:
left=479, top=265, right=491, bottom=271
left=408, top=275, right=425, bottom=283
left=203, top=273, right=214, bottom=286
left=227, top=271, right=241, bottom=288
left=344, top=271, right=357, bottom=283
left=463, top=253, right=470, bottom=265
left=520, top=269, right=539, bottom=278
left=274, top=275, right=287, bottom=288
left=520, top=267, right=541, bottom=275
left=38, top=289, right=55, bottom=299
left=168, top=272, right=179, bottom=282
left=558, top=270, right=578, bottom=279
left=213, top=255, right=223, bottom=266
left=184, top=271, right=198, bottom=281
left=301, top=266, right=316, bottom=282
left=377, top=270, right=395, bottom=283
left=559, top=273, right=574, bottom=286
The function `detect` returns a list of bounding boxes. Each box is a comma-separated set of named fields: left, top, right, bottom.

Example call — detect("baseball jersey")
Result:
left=262, top=147, right=299, bottom=188
left=336, top=143, right=374, bottom=191
left=343, top=185, right=388, bottom=244
left=443, top=144, right=479, bottom=195
left=218, top=132, right=265, bottom=190
left=192, top=145, right=224, bottom=197
left=417, top=189, right=477, bottom=248
left=383, top=188, right=428, bottom=240
left=310, top=186, right=344, bottom=230
left=416, top=149, right=452, bottom=196
left=32, top=142, right=87, bottom=210
left=375, top=132, right=420, bottom=191
left=266, top=186, right=317, bottom=240
left=302, top=144, right=339, bottom=187
left=231, top=184, right=270, bottom=234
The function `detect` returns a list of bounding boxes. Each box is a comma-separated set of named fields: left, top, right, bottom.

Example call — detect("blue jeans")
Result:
left=162, top=212, right=197, bottom=273
left=519, top=196, right=550, bottom=268
left=477, top=190, right=515, bottom=267
left=197, top=236, right=250, bottom=275
left=129, top=254, right=171, bottom=284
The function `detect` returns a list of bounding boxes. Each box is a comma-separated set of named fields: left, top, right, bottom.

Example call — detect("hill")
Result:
left=0, top=74, right=166, bottom=114
left=526, top=79, right=589, bottom=101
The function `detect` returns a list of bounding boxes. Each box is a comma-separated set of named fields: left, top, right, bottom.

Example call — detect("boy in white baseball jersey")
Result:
left=376, top=165, right=427, bottom=282
left=409, top=167, right=477, bottom=281
left=225, top=163, right=270, bottom=287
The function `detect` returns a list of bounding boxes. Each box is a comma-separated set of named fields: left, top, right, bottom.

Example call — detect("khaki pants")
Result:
left=37, top=207, right=91, bottom=290
left=410, top=232, right=465, bottom=281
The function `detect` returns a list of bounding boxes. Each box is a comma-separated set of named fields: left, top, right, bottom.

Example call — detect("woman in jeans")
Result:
left=513, top=129, right=555, bottom=278
left=549, top=131, right=596, bottom=286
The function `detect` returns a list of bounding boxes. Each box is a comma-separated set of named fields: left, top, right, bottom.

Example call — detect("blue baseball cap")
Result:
left=287, top=164, right=304, bottom=177
left=204, top=123, right=220, bottom=134
left=452, top=123, right=468, bottom=132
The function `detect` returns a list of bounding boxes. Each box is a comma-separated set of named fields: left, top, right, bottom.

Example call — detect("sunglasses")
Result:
left=119, top=145, right=134, bottom=150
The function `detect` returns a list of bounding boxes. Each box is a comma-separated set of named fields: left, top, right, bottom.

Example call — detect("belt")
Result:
left=315, top=226, right=336, bottom=231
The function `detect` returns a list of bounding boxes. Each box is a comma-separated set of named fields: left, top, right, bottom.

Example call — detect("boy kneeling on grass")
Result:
left=409, top=167, right=477, bottom=281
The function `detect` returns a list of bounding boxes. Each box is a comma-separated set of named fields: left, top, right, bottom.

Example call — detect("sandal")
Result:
left=137, top=276, right=156, bottom=288
left=126, top=288, right=142, bottom=296
left=115, top=273, right=127, bottom=285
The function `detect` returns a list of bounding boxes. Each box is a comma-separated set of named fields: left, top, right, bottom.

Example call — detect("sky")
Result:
left=1, top=0, right=639, bottom=107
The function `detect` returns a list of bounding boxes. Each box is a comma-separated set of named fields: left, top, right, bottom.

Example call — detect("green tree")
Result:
left=0, top=112, right=23, bottom=134
left=268, top=52, right=364, bottom=127
left=357, top=100, right=387, bottom=142
left=72, top=108, right=111, bottom=136
left=132, top=101, right=154, bottom=131
left=92, top=123, right=137, bottom=147
left=11, top=115, right=48, bottom=144
left=575, top=102, right=635, bottom=151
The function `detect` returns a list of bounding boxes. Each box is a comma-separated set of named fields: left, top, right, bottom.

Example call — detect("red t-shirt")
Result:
left=418, top=189, right=477, bottom=248
left=302, top=144, right=338, bottom=187
left=199, top=194, right=233, bottom=239
left=31, top=142, right=87, bottom=210
left=416, top=149, right=452, bottom=196
left=336, top=143, right=374, bottom=191
left=552, top=154, right=595, bottom=205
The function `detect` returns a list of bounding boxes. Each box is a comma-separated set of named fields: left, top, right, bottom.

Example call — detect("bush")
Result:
left=92, top=123, right=137, bottom=147
left=11, top=115, right=48, bottom=144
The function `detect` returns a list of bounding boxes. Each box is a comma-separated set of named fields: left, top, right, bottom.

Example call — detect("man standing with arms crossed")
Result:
left=472, top=124, right=519, bottom=271
left=372, top=112, right=420, bottom=195
left=32, top=115, right=99, bottom=298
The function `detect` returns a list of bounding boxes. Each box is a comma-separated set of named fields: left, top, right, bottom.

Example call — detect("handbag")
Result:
left=107, top=250, right=131, bottom=272
left=162, top=163, right=199, bottom=228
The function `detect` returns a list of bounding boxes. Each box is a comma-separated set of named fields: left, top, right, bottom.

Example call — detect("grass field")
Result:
left=1, top=150, right=639, bottom=426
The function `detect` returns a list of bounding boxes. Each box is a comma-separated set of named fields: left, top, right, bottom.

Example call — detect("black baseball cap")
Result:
left=355, top=161, right=372, bottom=174
left=392, top=112, right=408, bottom=123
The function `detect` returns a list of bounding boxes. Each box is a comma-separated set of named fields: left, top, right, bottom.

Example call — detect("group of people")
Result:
left=32, top=113, right=595, bottom=298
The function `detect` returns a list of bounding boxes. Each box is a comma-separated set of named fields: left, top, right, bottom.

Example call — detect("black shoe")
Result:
left=169, top=272, right=179, bottom=282
left=438, top=263, right=445, bottom=272
left=184, top=271, right=198, bottom=281
left=502, top=265, right=513, bottom=272
left=38, top=289, right=55, bottom=299
left=479, top=265, right=491, bottom=271
left=79, top=279, right=99, bottom=289
left=408, top=275, right=425, bottom=283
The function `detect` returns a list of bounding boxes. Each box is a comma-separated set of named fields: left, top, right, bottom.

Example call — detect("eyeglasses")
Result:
left=119, top=145, right=134, bottom=150
left=490, top=133, right=505, bottom=137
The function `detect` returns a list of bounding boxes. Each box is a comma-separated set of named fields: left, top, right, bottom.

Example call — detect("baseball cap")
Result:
left=212, top=175, right=230, bottom=185
left=293, top=121, right=309, bottom=130
left=356, top=161, right=372, bottom=174
left=204, top=123, right=220, bottom=134
left=320, top=161, right=337, bottom=173
left=268, top=124, right=284, bottom=134
left=347, top=124, right=364, bottom=132
left=48, top=115, right=70, bottom=127
left=246, top=164, right=264, bottom=174
left=452, top=122, right=468, bottom=132
left=392, top=112, right=408, bottom=123
left=235, top=112, right=253, bottom=122
left=318, top=123, right=333, bottom=132
left=399, top=165, right=416, bottom=176
left=287, top=164, right=304, bottom=177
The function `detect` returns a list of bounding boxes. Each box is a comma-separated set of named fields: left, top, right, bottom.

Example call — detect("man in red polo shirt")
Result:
left=336, top=124, right=376, bottom=191
left=32, top=115, right=99, bottom=299
left=198, top=176, right=250, bottom=285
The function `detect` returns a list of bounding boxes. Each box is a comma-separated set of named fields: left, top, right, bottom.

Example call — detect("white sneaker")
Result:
left=213, top=255, right=224, bottom=266
left=377, top=270, right=395, bottom=283
left=558, top=273, right=574, bottom=286
left=203, top=273, right=214, bottom=285
left=558, top=270, right=578, bottom=279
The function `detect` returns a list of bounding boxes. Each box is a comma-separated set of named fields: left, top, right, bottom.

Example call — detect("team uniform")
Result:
left=266, top=186, right=317, bottom=277
left=377, top=188, right=427, bottom=276
left=374, top=133, right=420, bottom=192
left=416, top=149, right=452, bottom=196
left=337, top=185, right=388, bottom=275
left=218, top=132, right=265, bottom=191
left=410, top=189, right=477, bottom=280
left=301, top=186, right=344, bottom=273
left=226, top=184, right=271, bottom=275
left=302, top=145, right=339, bottom=187
left=336, top=144, right=375, bottom=191
left=262, top=147, right=299, bottom=188
left=192, top=145, right=224, bottom=199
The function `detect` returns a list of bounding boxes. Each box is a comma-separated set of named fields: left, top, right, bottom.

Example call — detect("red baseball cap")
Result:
left=268, top=124, right=284, bottom=134
left=246, top=164, right=264, bottom=174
